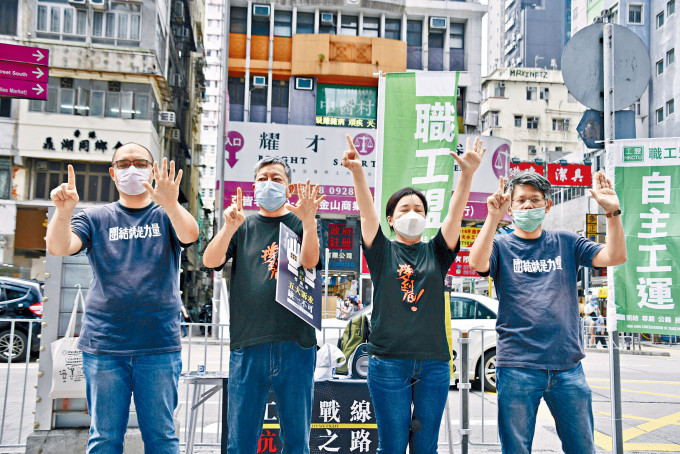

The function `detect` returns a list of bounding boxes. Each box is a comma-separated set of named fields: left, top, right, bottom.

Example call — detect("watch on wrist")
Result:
left=606, top=209, right=621, bottom=218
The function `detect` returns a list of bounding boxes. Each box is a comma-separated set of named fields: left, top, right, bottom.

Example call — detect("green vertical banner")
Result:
left=376, top=72, right=460, bottom=242
left=608, top=139, right=680, bottom=335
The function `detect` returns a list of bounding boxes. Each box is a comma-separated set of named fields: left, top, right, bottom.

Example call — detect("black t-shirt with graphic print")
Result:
left=362, top=227, right=459, bottom=361
left=221, top=212, right=318, bottom=351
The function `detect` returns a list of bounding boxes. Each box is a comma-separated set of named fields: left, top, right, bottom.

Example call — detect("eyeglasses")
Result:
left=511, top=197, right=546, bottom=208
left=113, top=159, right=151, bottom=170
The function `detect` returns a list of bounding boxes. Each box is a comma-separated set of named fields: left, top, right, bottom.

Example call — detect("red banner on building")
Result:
left=546, top=163, right=592, bottom=187
left=509, top=162, right=545, bottom=177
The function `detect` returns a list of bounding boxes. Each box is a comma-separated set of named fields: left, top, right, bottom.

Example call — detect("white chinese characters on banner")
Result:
left=415, top=102, right=457, bottom=143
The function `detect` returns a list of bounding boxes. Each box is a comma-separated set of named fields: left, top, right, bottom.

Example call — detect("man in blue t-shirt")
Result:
left=469, top=171, right=626, bottom=454
left=46, top=143, right=199, bottom=454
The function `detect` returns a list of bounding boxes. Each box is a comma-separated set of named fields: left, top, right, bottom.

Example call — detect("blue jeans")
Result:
left=227, top=341, right=316, bottom=454
left=367, top=356, right=450, bottom=454
left=496, top=363, right=595, bottom=454
left=82, top=351, right=182, bottom=454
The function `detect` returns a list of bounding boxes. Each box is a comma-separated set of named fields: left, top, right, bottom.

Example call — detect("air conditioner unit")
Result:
left=68, top=0, right=87, bottom=7
left=429, top=17, right=447, bottom=30
left=171, top=128, right=181, bottom=141
left=320, top=12, right=334, bottom=26
left=158, top=111, right=176, bottom=127
left=253, top=4, right=271, bottom=19
left=529, top=148, right=537, bottom=155
left=253, top=75, right=267, bottom=88
left=90, top=0, right=107, bottom=10
left=499, top=82, right=506, bottom=88
left=295, top=77, right=313, bottom=90
left=564, top=118, right=570, bottom=124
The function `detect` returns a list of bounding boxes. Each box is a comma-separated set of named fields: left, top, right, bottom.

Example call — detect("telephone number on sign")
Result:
left=318, top=186, right=354, bottom=196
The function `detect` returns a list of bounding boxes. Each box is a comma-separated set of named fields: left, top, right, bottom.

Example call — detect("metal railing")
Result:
left=0, top=319, right=41, bottom=448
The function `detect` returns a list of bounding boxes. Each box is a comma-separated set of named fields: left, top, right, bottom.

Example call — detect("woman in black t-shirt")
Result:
left=342, top=134, right=485, bottom=453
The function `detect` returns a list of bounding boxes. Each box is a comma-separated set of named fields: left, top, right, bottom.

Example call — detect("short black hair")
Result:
left=385, top=187, right=428, bottom=230
left=505, top=171, right=552, bottom=200
left=111, top=142, right=155, bottom=165
left=253, top=156, right=292, bottom=184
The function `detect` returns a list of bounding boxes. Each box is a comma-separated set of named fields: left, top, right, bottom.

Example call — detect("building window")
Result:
left=34, top=162, right=115, bottom=202
left=540, top=87, right=549, bottom=101
left=494, top=83, right=505, bottom=97
left=657, top=107, right=664, bottom=123
left=514, top=116, right=522, bottom=127
left=271, top=80, right=289, bottom=108
left=629, top=100, right=641, bottom=115
left=362, top=16, right=380, bottom=38
left=36, top=3, right=88, bottom=40
left=274, top=10, right=292, bottom=37
left=230, top=7, right=247, bottom=34
left=669, top=0, right=676, bottom=15
left=526, top=86, right=537, bottom=100
left=340, top=15, right=358, bottom=36
left=668, top=48, right=675, bottom=66
left=0, top=0, right=18, bottom=36
left=667, top=99, right=675, bottom=116
left=319, top=12, right=335, bottom=34
left=628, top=4, right=643, bottom=24
left=406, top=20, right=422, bottom=46
left=529, top=145, right=537, bottom=155
left=527, top=117, right=539, bottom=129
left=0, top=98, right=11, bottom=117
left=385, top=18, right=401, bottom=40
left=657, top=11, right=665, bottom=27
left=552, top=119, right=568, bottom=131
left=450, top=22, right=465, bottom=71
left=251, top=5, right=270, bottom=36
left=482, top=111, right=499, bottom=130
left=296, top=12, right=314, bottom=34
left=657, top=59, right=664, bottom=75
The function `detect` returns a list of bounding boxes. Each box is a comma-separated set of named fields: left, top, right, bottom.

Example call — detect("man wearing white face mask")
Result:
left=202, top=156, right=326, bottom=454
left=46, top=142, right=199, bottom=454
left=469, top=170, right=627, bottom=454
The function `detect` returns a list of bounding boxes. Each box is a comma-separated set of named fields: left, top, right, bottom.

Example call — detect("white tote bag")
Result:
left=50, top=285, right=87, bottom=399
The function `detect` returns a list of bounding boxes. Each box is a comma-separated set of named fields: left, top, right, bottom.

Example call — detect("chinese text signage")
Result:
left=509, top=162, right=545, bottom=177
left=317, top=84, right=377, bottom=129
left=609, top=138, right=680, bottom=335
left=322, top=220, right=361, bottom=272
left=447, top=250, right=476, bottom=277
left=546, top=163, right=592, bottom=187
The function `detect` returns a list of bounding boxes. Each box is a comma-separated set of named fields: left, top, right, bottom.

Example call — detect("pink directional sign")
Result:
left=0, top=78, right=47, bottom=100
left=0, top=60, right=48, bottom=83
left=0, top=43, right=49, bottom=66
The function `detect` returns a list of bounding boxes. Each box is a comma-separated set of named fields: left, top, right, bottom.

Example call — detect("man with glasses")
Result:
left=469, top=170, right=626, bottom=454
left=46, top=142, right=199, bottom=454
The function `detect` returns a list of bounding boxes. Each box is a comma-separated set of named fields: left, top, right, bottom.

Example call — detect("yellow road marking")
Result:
left=594, top=411, right=680, bottom=451
left=588, top=378, right=680, bottom=386
left=590, top=384, right=680, bottom=400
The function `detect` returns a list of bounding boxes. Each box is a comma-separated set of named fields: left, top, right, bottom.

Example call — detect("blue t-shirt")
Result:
left=482, top=230, right=603, bottom=370
left=71, top=202, right=184, bottom=355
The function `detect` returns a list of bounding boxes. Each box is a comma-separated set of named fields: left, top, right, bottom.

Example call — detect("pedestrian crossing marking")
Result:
left=594, top=411, right=680, bottom=451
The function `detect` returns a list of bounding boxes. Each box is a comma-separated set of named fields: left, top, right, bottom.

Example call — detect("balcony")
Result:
left=291, top=34, right=406, bottom=84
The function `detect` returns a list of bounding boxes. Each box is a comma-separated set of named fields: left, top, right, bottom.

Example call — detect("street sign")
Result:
left=576, top=110, right=636, bottom=149
left=0, top=60, right=48, bottom=83
left=0, top=78, right=47, bottom=100
left=586, top=214, right=598, bottom=242
left=0, top=43, right=49, bottom=65
left=561, top=23, right=650, bottom=111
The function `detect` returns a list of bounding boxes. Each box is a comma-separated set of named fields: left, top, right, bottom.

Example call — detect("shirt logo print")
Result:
left=109, top=223, right=162, bottom=241
left=397, top=264, right=424, bottom=311
left=262, top=242, right=279, bottom=280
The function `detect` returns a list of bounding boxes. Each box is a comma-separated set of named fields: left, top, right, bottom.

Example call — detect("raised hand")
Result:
left=143, top=158, right=181, bottom=209
left=452, top=136, right=486, bottom=175
left=223, top=186, right=246, bottom=230
left=486, top=176, right=511, bottom=218
left=341, top=134, right=363, bottom=173
left=589, top=171, right=620, bottom=214
left=50, top=164, right=79, bottom=212
left=286, top=180, right=326, bottom=224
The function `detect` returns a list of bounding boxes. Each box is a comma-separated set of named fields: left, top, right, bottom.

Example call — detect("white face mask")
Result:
left=114, top=167, right=152, bottom=196
left=393, top=210, right=426, bottom=240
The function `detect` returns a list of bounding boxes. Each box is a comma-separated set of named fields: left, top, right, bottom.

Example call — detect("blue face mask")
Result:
left=511, top=206, right=546, bottom=233
left=254, top=181, right=287, bottom=211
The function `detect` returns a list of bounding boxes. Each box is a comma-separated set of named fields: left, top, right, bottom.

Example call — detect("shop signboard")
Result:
left=509, top=162, right=545, bottom=176
left=608, top=138, right=680, bottom=335
left=321, top=220, right=361, bottom=272
left=316, top=84, right=377, bottom=129
left=546, top=163, right=592, bottom=187
left=447, top=250, right=476, bottom=277
left=221, top=122, right=376, bottom=215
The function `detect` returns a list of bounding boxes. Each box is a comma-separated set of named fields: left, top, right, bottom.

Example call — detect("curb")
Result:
left=585, top=347, right=670, bottom=357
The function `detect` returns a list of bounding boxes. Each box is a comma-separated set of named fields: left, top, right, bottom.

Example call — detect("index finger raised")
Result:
left=345, top=134, right=357, bottom=153
left=499, top=176, right=507, bottom=192
left=236, top=186, right=243, bottom=211
left=67, top=164, right=75, bottom=190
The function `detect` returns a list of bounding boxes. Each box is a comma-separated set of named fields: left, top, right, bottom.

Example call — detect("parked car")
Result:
left=318, top=292, right=499, bottom=392
left=449, top=292, right=498, bottom=392
left=0, top=277, right=43, bottom=362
